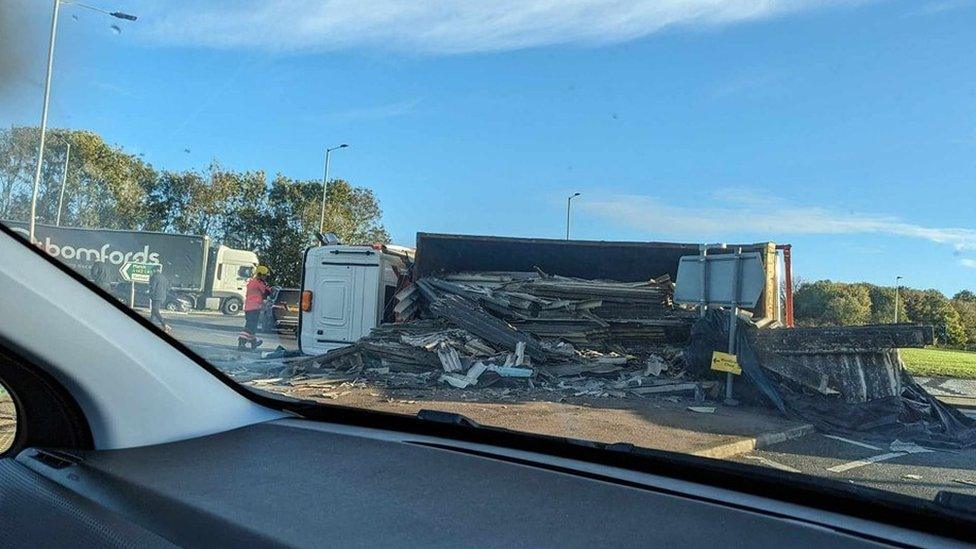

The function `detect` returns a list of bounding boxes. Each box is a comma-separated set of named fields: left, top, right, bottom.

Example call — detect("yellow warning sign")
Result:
left=711, top=351, right=742, bottom=375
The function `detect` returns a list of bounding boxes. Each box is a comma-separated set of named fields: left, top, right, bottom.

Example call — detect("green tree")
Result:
left=903, top=289, right=966, bottom=345
left=322, top=179, right=390, bottom=244
left=3, top=127, right=390, bottom=287
left=952, top=299, right=976, bottom=345
left=793, top=280, right=832, bottom=326
left=258, top=176, right=390, bottom=286
left=867, top=285, right=907, bottom=324
left=794, top=280, right=871, bottom=326
left=0, top=127, right=157, bottom=229
left=823, top=283, right=872, bottom=326
left=953, top=290, right=976, bottom=303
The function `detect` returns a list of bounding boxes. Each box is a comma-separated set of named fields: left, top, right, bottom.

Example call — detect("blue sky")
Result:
left=2, top=0, right=975, bottom=294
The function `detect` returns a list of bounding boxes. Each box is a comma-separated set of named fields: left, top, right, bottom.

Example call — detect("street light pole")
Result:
left=28, top=0, right=61, bottom=244
left=319, top=143, right=348, bottom=234
left=55, top=139, right=70, bottom=226
left=27, top=0, right=136, bottom=243
left=566, top=192, right=580, bottom=240
left=894, top=276, right=903, bottom=323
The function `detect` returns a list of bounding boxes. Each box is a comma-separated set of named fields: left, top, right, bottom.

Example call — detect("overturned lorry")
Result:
left=295, top=232, right=974, bottom=448
left=298, top=233, right=787, bottom=354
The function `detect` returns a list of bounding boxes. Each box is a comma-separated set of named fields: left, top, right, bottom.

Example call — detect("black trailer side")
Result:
left=414, top=232, right=779, bottom=320
left=3, top=221, right=209, bottom=292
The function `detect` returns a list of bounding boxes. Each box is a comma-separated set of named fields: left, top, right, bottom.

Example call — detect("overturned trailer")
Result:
left=687, top=312, right=976, bottom=448
left=301, top=233, right=789, bottom=354
left=413, top=232, right=786, bottom=324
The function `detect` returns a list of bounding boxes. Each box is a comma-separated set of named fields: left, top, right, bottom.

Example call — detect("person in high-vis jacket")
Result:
left=238, top=265, right=272, bottom=350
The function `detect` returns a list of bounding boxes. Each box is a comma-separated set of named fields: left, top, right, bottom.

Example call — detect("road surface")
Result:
left=730, top=429, right=976, bottom=501
left=142, top=309, right=298, bottom=353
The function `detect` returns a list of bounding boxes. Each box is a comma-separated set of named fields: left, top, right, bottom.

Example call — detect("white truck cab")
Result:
left=202, top=245, right=260, bottom=315
left=299, top=244, right=409, bottom=355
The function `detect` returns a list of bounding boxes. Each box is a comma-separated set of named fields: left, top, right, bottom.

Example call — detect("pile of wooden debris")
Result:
left=292, top=271, right=708, bottom=397
left=398, top=272, right=695, bottom=343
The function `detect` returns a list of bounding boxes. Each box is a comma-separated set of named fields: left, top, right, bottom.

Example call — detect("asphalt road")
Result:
left=731, top=428, right=976, bottom=502
left=129, top=308, right=976, bottom=505
left=140, top=309, right=298, bottom=353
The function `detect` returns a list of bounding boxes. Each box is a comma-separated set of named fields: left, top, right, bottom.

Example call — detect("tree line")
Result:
left=1, top=127, right=389, bottom=286
left=794, top=280, right=976, bottom=346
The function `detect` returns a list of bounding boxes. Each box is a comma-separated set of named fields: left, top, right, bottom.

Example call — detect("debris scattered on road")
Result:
left=742, top=455, right=801, bottom=473
left=262, top=346, right=303, bottom=360
left=282, top=271, right=705, bottom=399
left=890, top=440, right=934, bottom=454
left=688, top=406, right=716, bottom=414
left=644, top=355, right=669, bottom=377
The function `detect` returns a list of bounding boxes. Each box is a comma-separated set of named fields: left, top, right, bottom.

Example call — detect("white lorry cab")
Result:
left=201, top=245, right=261, bottom=315
left=299, top=243, right=412, bottom=355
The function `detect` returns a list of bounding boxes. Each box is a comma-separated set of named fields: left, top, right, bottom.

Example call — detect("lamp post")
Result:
left=27, top=0, right=136, bottom=244
left=566, top=192, right=580, bottom=240
left=319, top=143, right=348, bottom=234
left=894, top=276, right=903, bottom=323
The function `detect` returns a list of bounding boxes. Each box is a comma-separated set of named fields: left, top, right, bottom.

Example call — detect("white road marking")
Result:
left=822, top=434, right=881, bottom=451
left=743, top=455, right=801, bottom=473
left=827, top=452, right=906, bottom=473
left=889, top=440, right=934, bottom=454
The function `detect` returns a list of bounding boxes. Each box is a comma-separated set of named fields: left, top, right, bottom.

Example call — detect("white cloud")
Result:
left=904, top=0, right=975, bottom=16
left=138, top=1, right=869, bottom=54
left=960, top=258, right=976, bottom=268
left=581, top=194, right=976, bottom=251
left=329, top=98, right=421, bottom=121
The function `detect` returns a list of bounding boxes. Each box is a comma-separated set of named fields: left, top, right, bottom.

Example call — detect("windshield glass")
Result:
left=2, top=0, right=975, bottom=509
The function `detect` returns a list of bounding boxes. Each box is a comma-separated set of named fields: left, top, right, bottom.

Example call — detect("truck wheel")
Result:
left=222, top=297, right=243, bottom=315
left=164, top=300, right=182, bottom=312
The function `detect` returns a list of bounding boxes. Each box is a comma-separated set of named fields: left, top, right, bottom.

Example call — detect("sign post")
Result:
left=675, top=248, right=765, bottom=405
left=725, top=247, right=743, bottom=404
left=119, top=261, right=159, bottom=308
left=119, top=261, right=157, bottom=284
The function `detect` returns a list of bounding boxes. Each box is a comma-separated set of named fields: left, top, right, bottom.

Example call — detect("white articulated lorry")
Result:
left=299, top=243, right=411, bottom=355
left=6, top=221, right=259, bottom=315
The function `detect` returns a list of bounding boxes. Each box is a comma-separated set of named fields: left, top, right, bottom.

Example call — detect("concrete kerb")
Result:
left=692, top=423, right=815, bottom=460
left=937, top=395, right=976, bottom=410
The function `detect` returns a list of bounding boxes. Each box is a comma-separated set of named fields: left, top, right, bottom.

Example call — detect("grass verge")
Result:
left=899, top=347, right=976, bottom=379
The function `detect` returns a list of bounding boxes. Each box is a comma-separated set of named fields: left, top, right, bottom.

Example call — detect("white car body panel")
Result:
left=0, top=232, right=285, bottom=449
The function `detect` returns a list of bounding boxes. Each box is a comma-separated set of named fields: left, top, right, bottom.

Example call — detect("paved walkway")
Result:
left=256, top=381, right=810, bottom=457
left=915, top=376, right=976, bottom=399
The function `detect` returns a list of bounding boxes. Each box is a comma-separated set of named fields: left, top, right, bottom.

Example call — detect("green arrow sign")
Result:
left=119, top=261, right=158, bottom=283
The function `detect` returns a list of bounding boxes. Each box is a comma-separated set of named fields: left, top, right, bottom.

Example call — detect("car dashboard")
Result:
left=1, top=417, right=962, bottom=548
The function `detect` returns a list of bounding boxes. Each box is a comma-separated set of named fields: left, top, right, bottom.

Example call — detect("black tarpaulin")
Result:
left=685, top=310, right=976, bottom=449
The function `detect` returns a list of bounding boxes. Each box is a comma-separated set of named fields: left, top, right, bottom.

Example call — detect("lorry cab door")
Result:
left=213, top=262, right=249, bottom=293
left=211, top=246, right=259, bottom=294
left=301, top=246, right=381, bottom=355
